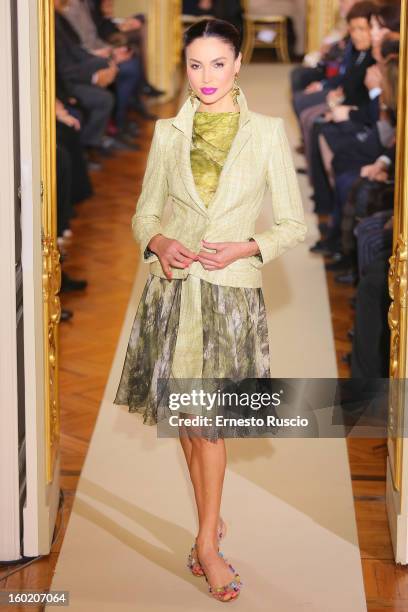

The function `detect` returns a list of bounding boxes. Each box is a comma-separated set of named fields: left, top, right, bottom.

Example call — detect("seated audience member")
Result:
left=311, top=33, right=398, bottom=255
left=54, top=0, right=118, bottom=161
left=56, top=99, right=91, bottom=319
left=319, top=47, right=398, bottom=375
left=56, top=98, right=93, bottom=234
left=292, top=0, right=355, bottom=83
left=291, top=36, right=350, bottom=123
left=60, top=0, right=152, bottom=136
left=324, top=3, right=401, bottom=129
left=350, top=243, right=392, bottom=377
left=293, top=1, right=376, bottom=126
left=298, top=1, right=376, bottom=216
left=91, top=0, right=165, bottom=99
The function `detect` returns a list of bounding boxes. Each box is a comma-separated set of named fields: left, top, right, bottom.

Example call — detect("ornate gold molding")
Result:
left=387, top=0, right=408, bottom=496
left=38, top=0, right=61, bottom=484
left=147, top=0, right=182, bottom=100
left=388, top=236, right=407, bottom=493
left=306, top=0, right=338, bottom=54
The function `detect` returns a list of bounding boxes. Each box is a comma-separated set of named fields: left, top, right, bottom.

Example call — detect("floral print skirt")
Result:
left=113, top=273, right=271, bottom=441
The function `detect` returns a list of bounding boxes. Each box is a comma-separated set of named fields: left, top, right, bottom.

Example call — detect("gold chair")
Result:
left=241, top=0, right=290, bottom=64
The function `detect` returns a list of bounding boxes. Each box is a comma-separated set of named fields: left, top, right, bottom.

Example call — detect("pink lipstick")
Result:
left=200, top=87, right=217, bottom=95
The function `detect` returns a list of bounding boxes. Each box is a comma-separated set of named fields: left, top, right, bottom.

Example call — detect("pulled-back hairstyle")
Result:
left=182, top=18, right=241, bottom=59
left=380, top=31, right=400, bottom=60
left=382, top=54, right=399, bottom=116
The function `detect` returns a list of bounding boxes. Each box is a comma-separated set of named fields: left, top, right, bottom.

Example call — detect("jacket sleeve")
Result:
left=249, top=118, right=307, bottom=267
left=131, top=120, right=168, bottom=264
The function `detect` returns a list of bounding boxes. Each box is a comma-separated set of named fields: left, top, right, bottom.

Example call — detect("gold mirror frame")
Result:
left=387, top=0, right=407, bottom=495
left=38, top=0, right=61, bottom=484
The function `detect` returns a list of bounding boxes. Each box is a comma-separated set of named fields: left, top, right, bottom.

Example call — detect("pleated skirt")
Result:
left=113, top=273, right=271, bottom=440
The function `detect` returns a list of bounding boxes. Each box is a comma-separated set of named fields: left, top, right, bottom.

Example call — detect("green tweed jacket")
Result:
left=131, top=87, right=307, bottom=288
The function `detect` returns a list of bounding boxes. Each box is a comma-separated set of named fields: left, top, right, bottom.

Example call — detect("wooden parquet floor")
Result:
left=1, top=88, right=407, bottom=612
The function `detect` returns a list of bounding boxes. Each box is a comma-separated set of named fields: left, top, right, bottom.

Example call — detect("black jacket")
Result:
left=349, top=95, right=380, bottom=127
left=342, top=47, right=376, bottom=107
left=54, top=12, right=108, bottom=88
left=88, top=0, right=119, bottom=41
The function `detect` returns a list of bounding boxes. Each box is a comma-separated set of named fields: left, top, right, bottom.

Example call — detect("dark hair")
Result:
left=182, top=18, right=241, bottom=59
left=346, top=1, right=377, bottom=23
left=380, top=32, right=400, bottom=60
left=373, top=3, right=401, bottom=32
left=382, top=53, right=399, bottom=116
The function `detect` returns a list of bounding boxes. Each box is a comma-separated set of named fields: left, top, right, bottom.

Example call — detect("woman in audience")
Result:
left=349, top=54, right=398, bottom=376
left=311, top=32, right=398, bottom=258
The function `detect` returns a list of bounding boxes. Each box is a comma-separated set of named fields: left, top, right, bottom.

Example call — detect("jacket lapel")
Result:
left=171, top=87, right=251, bottom=216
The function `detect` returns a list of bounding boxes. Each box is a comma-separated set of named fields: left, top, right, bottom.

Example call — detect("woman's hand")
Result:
left=365, top=64, right=382, bottom=91
left=331, top=105, right=357, bottom=122
left=360, top=159, right=389, bottom=181
left=148, top=234, right=198, bottom=280
left=326, top=86, right=344, bottom=106
left=56, top=99, right=81, bottom=130
left=91, top=46, right=112, bottom=58
left=112, top=45, right=133, bottom=64
left=196, top=239, right=259, bottom=271
left=304, top=81, right=323, bottom=94
left=119, top=17, right=143, bottom=31
left=383, top=215, right=394, bottom=230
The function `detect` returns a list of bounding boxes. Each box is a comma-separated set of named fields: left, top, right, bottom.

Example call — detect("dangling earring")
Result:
left=231, top=74, right=240, bottom=105
left=188, top=84, right=198, bottom=105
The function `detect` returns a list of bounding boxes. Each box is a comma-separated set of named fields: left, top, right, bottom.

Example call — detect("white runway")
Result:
left=48, top=64, right=367, bottom=611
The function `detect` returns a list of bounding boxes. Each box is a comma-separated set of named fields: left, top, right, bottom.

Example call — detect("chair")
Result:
left=241, top=0, right=291, bottom=64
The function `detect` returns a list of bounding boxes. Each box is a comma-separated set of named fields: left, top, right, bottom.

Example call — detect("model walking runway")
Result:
left=47, top=58, right=366, bottom=611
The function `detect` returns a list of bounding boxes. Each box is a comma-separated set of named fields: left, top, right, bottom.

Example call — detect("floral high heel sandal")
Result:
left=187, top=546, right=226, bottom=577
left=187, top=519, right=227, bottom=577
left=204, top=559, right=242, bottom=602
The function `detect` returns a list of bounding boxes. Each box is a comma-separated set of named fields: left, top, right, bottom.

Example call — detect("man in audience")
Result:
left=54, top=0, right=118, bottom=163
left=61, top=0, right=150, bottom=139
left=93, top=0, right=164, bottom=100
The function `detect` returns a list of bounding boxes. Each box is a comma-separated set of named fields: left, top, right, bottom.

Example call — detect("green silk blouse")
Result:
left=190, top=110, right=262, bottom=262
left=190, top=110, right=240, bottom=207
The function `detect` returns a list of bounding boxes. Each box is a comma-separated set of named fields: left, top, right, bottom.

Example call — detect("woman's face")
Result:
left=370, top=15, right=390, bottom=61
left=349, top=17, right=371, bottom=51
left=186, top=37, right=241, bottom=106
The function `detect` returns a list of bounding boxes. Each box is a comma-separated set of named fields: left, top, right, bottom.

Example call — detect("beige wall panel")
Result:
left=114, top=0, right=147, bottom=18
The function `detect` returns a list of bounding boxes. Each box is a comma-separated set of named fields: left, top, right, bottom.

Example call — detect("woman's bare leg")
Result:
left=189, top=435, right=237, bottom=601
left=179, top=426, right=204, bottom=527
left=179, top=426, right=225, bottom=536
